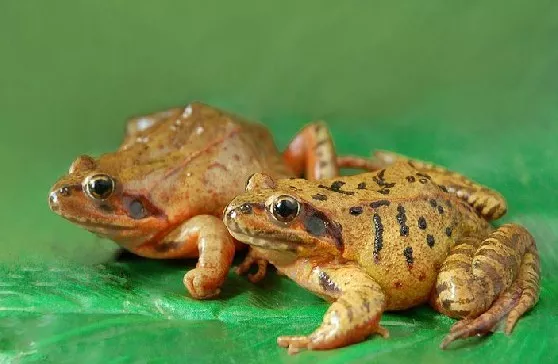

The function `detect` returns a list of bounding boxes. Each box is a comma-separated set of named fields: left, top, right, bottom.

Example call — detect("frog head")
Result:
left=223, top=173, right=343, bottom=257
left=48, top=154, right=168, bottom=248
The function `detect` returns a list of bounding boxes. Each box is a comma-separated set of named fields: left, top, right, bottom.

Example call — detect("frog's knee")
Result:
left=432, top=275, right=490, bottom=319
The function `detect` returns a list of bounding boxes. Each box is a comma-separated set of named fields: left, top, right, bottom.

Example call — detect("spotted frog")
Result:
left=224, top=151, right=540, bottom=352
left=48, top=102, right=372, bottom=299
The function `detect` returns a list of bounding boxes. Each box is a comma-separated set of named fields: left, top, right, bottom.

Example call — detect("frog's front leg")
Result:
left=275, top=260, right=388, bottom=354
left=431, top=224, right=540, bottom=348
left=137, top=215, right=235, bottom=299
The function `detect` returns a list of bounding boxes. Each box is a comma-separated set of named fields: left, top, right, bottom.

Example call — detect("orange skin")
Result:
left=48, top=102, right=373, bottom=299
left=224, top=152, right=540, bottom=353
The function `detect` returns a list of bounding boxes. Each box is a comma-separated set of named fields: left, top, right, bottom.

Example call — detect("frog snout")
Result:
left=48, top=185, right=71, bottom=211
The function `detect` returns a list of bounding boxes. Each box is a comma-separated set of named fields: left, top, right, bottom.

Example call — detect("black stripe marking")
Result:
left=396, top=204, right=409, bottom=237
left=373, top=214, right=383, bottom=261
left=312, top=193, right=327, bottom=201
left=357, top=182, right=366, bottom=189
left=370, top=200, right=390, bottom=209
left=403, top=247, right=414, bottom=265
left=430, top=199, right=437, bottom=207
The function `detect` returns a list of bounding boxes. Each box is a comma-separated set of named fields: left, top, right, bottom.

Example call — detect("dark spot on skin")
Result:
left=373, top=213, right=383, bottom=261
left=383, top=183, right=396, bottom=188
left=394, top=281, right=403, bottom=289
left=129, top=199, right=147, bottom=219
left=378, top=189, right=390, bottom=195
left=430, top=199, right=437, bottom=208
left=445, top=227, right=453, bottom=237
left=403, top=246, right=414, bottom=265
left=154, top=241, right=180, bottom=253
left=439, top=184, right=448, bottom=193
left=418, top=273, right=426, bottom=281
left=406, top=176, right=416, bottom=183
left=233, top=154, right=240, bottom=161
left=396, top=205, right=409, bottom=237
left=419, top=178, right=428, bottom=184
left=319, top=160, right=329, bottom=168
left=418, top=216, right=427, bottom=230
left=349, top=206, right=363, bottom=215
left=358, top=182, right=366, bottom=189
left=318, top=271, right=340, bottom=293
left=330, top=181, right=345, bottom=191
left=239, top=203, right=252, bottom=214
left=377, top=169, right=385, bottom=180
left=416, top=172, right=431, bottom=180
left=438, top=205, right=444, bottom=214
left=427, top=234, right=435, bottom=248
left=370, top=200, right=390, bottom=209
left=318, top=183, right=355, bottom=195
left=312, top=193, right=327, bottom=201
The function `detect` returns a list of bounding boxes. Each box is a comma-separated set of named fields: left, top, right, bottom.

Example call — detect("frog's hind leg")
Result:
left=276, top=262, right=388, bottom=353
left=431, top=224, right=540, bottom=349
left=364, top=150, right=507, bottom=221
left=119, top=107, right=183, bottom=150
left=283, top=122, right=340, bottom=180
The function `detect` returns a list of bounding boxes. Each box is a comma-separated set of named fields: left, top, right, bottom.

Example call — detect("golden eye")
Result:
left=85, top=174, right=115, bottom=200
left=271, top=195, right=300, bottom=222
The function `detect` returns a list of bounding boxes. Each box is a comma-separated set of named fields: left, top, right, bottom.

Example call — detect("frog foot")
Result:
left=235, top=248, right=268, bottom=283
left=278, top=326, right=389, bottom=355
left=183, top=267, right=223, bottom=299
left=440, top=284, right=523, bottom=349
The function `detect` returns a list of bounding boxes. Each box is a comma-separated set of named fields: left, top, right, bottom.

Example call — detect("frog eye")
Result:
left=84, top=174, right=115, bottom=200
left=271, top=195, right=300, bottom=222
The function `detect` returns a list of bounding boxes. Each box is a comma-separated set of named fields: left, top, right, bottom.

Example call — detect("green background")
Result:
left=1, top=1, right=557, bottom=363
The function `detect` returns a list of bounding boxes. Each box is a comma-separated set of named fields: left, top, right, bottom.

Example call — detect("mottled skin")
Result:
left=224, top=152, right=540, bottom=353
left=48, top=102, right=372, bottom=299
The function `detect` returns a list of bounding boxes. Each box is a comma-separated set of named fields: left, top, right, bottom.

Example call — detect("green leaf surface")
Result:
left=1, top=1, right=557, bottom=363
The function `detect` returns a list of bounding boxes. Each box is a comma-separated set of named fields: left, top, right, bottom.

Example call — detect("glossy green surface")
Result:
left=1, top=1, right=557, bottom=363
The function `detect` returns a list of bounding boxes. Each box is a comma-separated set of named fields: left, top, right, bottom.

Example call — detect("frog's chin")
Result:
left=227, top=230, right=296, bottom=251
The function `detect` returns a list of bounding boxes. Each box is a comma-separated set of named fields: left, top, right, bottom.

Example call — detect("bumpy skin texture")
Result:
left=48, top=102, right=371, bottom=299
left=223, top=153, right=540, bottom=353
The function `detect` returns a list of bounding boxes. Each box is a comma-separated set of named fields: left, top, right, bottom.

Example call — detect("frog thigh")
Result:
left=431, top=224, right=540, bottom=349
left=369, top=150, right=507, bottom=221
left=276, top=261, right=388, bottom=353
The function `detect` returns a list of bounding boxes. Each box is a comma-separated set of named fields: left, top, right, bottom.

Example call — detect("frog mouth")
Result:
left=226, top=222, right=302, bottom=251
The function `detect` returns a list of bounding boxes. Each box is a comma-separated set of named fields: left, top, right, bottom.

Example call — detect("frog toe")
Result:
left=183, top=268, right=222, bottom=299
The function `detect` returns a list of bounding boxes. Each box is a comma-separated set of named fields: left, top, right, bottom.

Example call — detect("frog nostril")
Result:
left=59, top=186, right=71, bottom=196
left=239, top=203, right=253, bottom=214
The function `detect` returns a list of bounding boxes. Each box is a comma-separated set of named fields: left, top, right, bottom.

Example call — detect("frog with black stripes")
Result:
left=223, top=151, right=540, bottom=354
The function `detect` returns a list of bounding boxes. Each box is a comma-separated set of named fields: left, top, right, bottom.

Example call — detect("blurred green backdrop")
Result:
left=1, top=1, right=557, bottom=363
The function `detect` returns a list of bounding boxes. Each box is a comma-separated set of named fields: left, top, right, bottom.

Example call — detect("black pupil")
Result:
left=90, top=177, right=113, bottom=198
left=274, top=198, right=298, bottom=220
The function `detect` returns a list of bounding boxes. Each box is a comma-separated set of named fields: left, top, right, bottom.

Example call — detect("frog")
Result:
left=48, top=102, right=374, bottom=299
left=223, top=150, right=540, bottom=353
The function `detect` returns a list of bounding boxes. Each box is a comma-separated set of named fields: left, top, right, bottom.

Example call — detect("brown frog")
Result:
left=48, top=102, right=371, bottom=299
left=224, top=151, right=540, bottom=352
